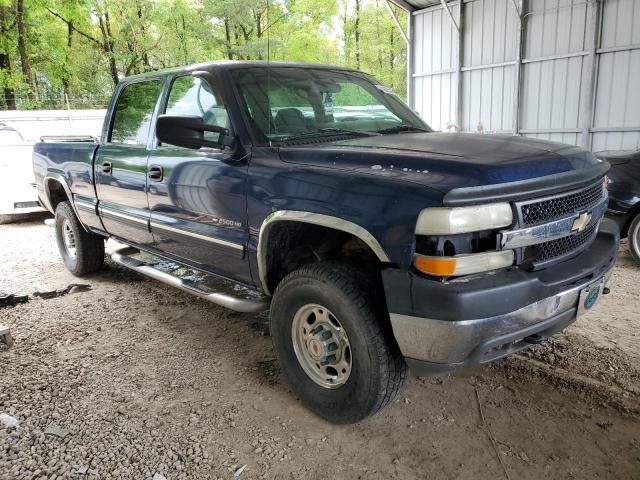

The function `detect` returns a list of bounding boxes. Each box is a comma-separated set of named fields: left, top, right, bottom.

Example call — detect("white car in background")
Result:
left=0, top=124, right=47, bottom=224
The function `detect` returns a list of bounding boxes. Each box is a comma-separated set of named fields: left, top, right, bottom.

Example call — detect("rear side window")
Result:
left=165, top=75, right=229, bottom=130
left=110, top=80, right=162, bottom=145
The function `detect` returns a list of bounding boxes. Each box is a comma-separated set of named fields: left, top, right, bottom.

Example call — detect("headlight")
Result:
left=414, top=250, right=515, bottom=276
left=416, top=203, right=513, bottom=235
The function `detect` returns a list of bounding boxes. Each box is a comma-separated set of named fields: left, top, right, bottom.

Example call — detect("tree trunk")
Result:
left=341, top=2, right=350, bottom=63
left=62, top=21, right=73, bottom=101
left=256, top=11, right=262, bottom=38
left=354, top=0, right=361, bottom=69
left=389, top=26, right=395, bottom=87
left=224, top=18, right=233, bottom=60
left=239, top=24, right=252, bottom=42
left=0, top=6, right=16, bottom=109
left=181, top=15, right=188, bottom=64
left=0, top=53, right=16, bottom=110
left=16, top=0, right=36, bottom=100
left=99, top=13, right=119, bottom=86
left=376, top=7, right=382, bottom=71
left=234, top=27, right=245, bottom=60
left=255, top=11, right=263, bottom=60
left=137, top=6, right=151, bottom=69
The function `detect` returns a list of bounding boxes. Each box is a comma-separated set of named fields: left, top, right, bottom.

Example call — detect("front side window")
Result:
left=165, top=75, right=229, bottom=132
left=232, top=67, right=429, bottom=144
left=110, top=80, right=163, bottom=145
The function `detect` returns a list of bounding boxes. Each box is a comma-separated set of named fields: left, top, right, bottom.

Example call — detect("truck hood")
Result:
left=279, top=132, right=603, bottom=195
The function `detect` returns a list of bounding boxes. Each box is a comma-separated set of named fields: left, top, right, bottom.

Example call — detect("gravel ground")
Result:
left=1, top=218, right=639, bottom=480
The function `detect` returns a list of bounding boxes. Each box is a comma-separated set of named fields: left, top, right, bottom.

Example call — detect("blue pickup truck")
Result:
left=33, top=61, right=619, bottom=424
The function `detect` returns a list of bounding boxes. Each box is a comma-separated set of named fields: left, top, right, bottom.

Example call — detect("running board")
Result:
left=110, top=247, right=269, bottom=313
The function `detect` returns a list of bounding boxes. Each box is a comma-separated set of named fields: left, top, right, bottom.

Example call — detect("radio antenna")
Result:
left=267, top=0, right=272, bottom=145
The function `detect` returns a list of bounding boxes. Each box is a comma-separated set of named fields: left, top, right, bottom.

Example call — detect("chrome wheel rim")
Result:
left=62, top=219, right=77, bottom=260
left=291, top=303, right=352, bottom=389
left=633, top=220, right=640, bottom=257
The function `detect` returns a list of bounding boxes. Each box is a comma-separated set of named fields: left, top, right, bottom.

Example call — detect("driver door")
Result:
left=146, top=74, right=251, bottom=283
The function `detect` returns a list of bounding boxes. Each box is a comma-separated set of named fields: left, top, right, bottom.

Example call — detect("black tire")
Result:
left=628, top=214, right=640, bottom=264
left=55, top=201, right=105, bottom=276
left=270, top=262, right=407, bottom=424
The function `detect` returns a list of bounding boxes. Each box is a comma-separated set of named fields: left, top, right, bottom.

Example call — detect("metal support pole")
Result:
left=582, top=0, right=603, bottom=150
left=509, top=0, right=521, bottom=17
left=512, top=0, right=525, bottom=136
left=455, top=2, right=464, bottom=131
left=384, top=0, right=409, bottom=46
left=441, top=0, right=459, bottom=32
left=407, top=11, right=415, bottom=108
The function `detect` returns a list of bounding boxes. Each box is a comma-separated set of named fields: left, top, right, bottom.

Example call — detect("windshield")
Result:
left=232, top=67, right=431, bottom=145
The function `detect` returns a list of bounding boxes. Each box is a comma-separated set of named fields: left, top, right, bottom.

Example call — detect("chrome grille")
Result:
left=520, top=182, right=604, bottom=226
left=524, top=222, right=599, bottom=265
left=510, top=180, right=607, bottom=269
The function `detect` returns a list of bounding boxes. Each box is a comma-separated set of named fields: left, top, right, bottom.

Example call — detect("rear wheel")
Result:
left=629, top=214, right=640, bottom=264
left=270, top=262, right=406, bottom=424
left=55, top=201, right=105, bottom=276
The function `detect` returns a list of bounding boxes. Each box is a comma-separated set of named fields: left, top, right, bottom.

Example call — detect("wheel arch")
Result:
left=44, top=175, right=86, bottom=231
left=257, top=211, right=391, bottom=296
left=621, top=201, right=640, bottom=238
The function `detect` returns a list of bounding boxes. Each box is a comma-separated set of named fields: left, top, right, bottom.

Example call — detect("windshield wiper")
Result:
left=278, top=128, right=379, bottom=143
left=376, top=125, right=429, bottom=134
left=315, top=127, right=380, bottom=136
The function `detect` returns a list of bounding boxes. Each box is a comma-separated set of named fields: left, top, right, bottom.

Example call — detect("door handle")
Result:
left=148, top=165, right=163, bottom=181
left=101, top=161, right=112, bottom=174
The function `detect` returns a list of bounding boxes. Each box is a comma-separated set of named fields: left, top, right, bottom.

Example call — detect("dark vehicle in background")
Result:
left=600, top=150, right=640, bottom=263
left=32, top=61, right=619, bottom=424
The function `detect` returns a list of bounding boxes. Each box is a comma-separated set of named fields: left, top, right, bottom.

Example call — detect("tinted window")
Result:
left=233, top=67, right=428, bottom=144
left=165, top=76, right=229, bottom=130
left=110, top=80, right=162, bottom=145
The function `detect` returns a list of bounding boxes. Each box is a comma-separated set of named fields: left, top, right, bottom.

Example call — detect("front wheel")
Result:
left=55, top=201, right=105, bottom=276
left=270, top=262, right=406, bottom=424
left=629, top=214, right=640, bottom=264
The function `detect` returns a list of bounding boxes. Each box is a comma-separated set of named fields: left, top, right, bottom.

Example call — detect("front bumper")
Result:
left=382, top=218, right=620, bottom=375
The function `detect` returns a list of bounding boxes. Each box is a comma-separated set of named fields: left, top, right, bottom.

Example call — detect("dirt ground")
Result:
left=1, top=218, right=639, bottom=480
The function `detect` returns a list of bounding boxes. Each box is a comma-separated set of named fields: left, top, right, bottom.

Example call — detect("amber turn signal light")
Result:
left=414, top=250, right=515, bottom=277
left=413, top=256, right=457, bottom=276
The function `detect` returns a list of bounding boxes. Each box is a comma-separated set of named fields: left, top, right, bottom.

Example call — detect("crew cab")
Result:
left=33, top=61, right=619, bottom=424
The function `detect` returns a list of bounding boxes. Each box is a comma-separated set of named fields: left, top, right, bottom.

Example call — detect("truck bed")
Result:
left=32, top=140, right=100, bottom=226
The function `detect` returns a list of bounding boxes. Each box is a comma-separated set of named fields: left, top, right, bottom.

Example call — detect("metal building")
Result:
left=390, top=0, right=640, bottom=151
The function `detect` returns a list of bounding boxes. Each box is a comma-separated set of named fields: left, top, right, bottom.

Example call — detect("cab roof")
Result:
left=120, top=60, right=363, bottom=83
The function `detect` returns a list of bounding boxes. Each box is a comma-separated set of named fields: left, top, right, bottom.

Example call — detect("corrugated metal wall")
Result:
left=409, top=0, right=640, bottom=151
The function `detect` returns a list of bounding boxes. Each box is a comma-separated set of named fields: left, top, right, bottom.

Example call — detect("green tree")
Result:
left=0, top=0, right=408, bottom=110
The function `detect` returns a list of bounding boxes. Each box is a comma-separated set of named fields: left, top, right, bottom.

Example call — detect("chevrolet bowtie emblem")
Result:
left=572, top=212, right=592, bottom=232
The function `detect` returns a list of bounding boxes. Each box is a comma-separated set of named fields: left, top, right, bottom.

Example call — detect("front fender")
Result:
left=256, top=210, right=392, bottom=295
